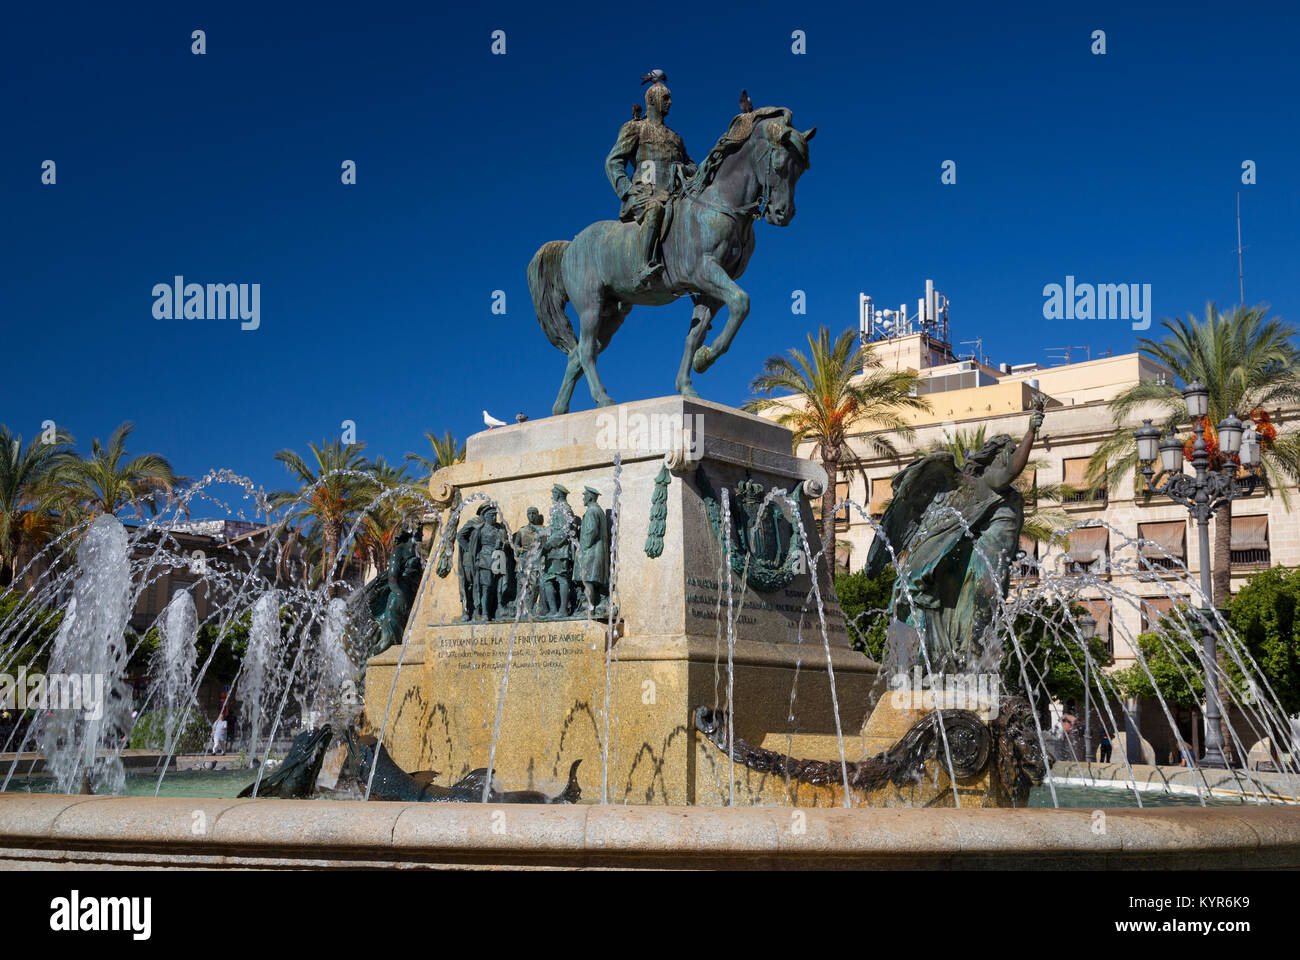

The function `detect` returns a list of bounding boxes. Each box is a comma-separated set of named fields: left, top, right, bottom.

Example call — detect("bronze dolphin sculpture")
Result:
left=343, top=729, right=582, bottom=804
left=238, top=725, right=333, bottom=799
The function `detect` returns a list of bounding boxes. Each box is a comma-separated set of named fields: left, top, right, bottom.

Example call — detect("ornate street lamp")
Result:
left=1134, top=394, right=1260, bottom=769
left=1159, top=432, right=1184, bottom=474
left=1182, top=379, right=1209, bottom=419
left=1218, top=412, right=1243, bottom=456
left=1241, top=423, right=1261, bottom=468
left=1079, top=614, right=1097, bottom=760
left=1135, top=420, right=1161, bottom=463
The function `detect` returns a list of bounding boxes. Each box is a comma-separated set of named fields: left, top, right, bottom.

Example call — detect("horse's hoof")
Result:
left=677, top=383, right=700, bottom=399
left=552, top=402, right=569, bottom=416
left=692, top=346, right=713, bottom=374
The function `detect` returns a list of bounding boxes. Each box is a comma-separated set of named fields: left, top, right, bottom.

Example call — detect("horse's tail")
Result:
left=528, top=240, right=575, bottom=353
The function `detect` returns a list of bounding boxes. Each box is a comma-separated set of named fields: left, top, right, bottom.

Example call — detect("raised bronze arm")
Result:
left=983, top=399, right=1043, bottom=490
left=1009, top=403, right=1044, bottom=478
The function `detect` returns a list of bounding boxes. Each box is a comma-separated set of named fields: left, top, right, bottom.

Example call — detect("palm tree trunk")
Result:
left=1212, top=498, right=1232, bottom=605
left=820, top=447, right=840, bottom=562
left=324, top=521, right=341, bottom=595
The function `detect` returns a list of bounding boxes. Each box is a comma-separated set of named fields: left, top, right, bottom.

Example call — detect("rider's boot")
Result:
left=634, top=205, right=666, bottom=291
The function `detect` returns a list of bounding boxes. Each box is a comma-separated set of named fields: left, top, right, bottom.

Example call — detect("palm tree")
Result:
left=57, top=422, right=179, bottom=519
left=356, top=457, right=425, bottom=575
left=271, top=439, right=371, bottom=590
left=925, top=425, right=1074, bottom=549
left=404, top=430, right=465, bottom=479
left=1085, top=303, right=1300, bottom=602
left=0, top=425, right=74, bottom=586
left=743, top=326, right=931, bottom=548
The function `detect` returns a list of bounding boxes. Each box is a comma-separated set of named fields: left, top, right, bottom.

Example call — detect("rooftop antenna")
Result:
left=1235, top=191, right=1246, bottom=306
left=959, top=337, right=983, bottom=364
left=1044, top=345, right=1089, bottom=365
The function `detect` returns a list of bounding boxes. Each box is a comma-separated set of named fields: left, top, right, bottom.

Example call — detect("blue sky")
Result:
left=3, top=1, right=1298, bottom=496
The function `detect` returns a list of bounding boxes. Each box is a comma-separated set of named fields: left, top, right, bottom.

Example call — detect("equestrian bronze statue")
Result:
left=528, top=80, right=815, bottom=414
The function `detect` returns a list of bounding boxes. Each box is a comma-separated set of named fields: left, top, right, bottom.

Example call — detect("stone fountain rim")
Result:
left=2, top=793, right=1298, bottom=870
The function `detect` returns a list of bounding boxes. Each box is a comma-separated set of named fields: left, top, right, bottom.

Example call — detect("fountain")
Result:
left=149, top=590, right=199, bottom=767
left=31, top=515, right=132, bottom=796
left=1, top=80, right=1298, bottom=870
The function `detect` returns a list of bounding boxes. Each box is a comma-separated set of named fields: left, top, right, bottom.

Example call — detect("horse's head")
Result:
left=756, top=116, right=815, bottom=226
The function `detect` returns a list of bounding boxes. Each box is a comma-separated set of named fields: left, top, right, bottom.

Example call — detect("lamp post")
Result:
left=1079, top=614, right=1097, bottom=760
left=1132, top=381, right=1260, bottom=768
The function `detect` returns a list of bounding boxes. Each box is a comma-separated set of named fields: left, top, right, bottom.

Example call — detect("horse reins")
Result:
left=682, top=140, right=779, bottom=221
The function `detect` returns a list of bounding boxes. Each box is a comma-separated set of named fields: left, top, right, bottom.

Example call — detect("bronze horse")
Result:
left=529, top=107, right=815, bottom=415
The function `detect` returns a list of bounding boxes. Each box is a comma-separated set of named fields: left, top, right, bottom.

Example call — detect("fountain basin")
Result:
left=3, top=794, right=1298, bottom=869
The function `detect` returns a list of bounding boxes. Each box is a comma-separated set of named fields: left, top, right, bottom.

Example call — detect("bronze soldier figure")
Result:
left=542, top=484, right=578, bottom=617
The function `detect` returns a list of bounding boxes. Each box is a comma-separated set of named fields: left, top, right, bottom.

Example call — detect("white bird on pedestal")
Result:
left=482, top=410, right=508, bottom=429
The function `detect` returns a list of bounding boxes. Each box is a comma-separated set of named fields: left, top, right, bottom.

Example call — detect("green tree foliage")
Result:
left=1001, top=601, right=1114, bottom=728
left=57, top=421, right=179, bottom=517
left=0, top=425, right=74, bottom=586
left=1112, top=627, right=1204, bottom=710
left=128, top=708, right=210, bottom=752
left=0, top=589, right=64, bottom=673
left=1224, top=566, right=1300, bottom=714
left=835, top=564, right=895, bottom=660
left=1115, top=566, right=1300, bottom=715
left=405, top=430, right=465, bottom=477
left=271, top=438, right=371, bottom=588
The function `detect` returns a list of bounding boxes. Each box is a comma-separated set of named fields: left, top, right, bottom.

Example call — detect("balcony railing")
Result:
left=1230, top=548, right=1271, bottom=567
left=1065, top=558, right=1107, bottom=576
left=1063, top=487, right=1107, bottom=505
left=1136, top=556, right=1185, bottom=579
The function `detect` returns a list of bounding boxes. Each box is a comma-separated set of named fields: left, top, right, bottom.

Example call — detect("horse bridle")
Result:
left=683, top=137, right=781, bottom=221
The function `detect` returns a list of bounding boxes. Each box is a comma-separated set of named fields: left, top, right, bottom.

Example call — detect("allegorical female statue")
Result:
left=865, top=405, right=1044, bottom=673
left=365, top=530, right=423, bottom=657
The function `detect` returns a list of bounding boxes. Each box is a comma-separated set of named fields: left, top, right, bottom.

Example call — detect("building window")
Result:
left=1079, top=599, right=1113, bottom=654
left=1012, top=535, right=1038, bottom=579
left=1065, top=526, right=1109, bottom=576
left=1230, top=515, right=1270, bottom=567
left=1062, top=457, right=1105, bottom=504
left=868, top=475, right=893, bottom=518
left=1141, top=595, right=1182, bottom=633
left=834, top=480, right=850, bottom=531
left=1138, top=520, right=1186, bottom=572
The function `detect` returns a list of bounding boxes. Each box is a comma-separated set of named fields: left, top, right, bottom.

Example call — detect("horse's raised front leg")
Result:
left=553, top=350, right=583, bottom=416
left=677, top=297, right=719, bottom=397
left=691, top=259, right=749, bottom=374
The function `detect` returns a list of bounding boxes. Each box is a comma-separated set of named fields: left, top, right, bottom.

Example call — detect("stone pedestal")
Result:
left=363, top=397, right=877, bottom=804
